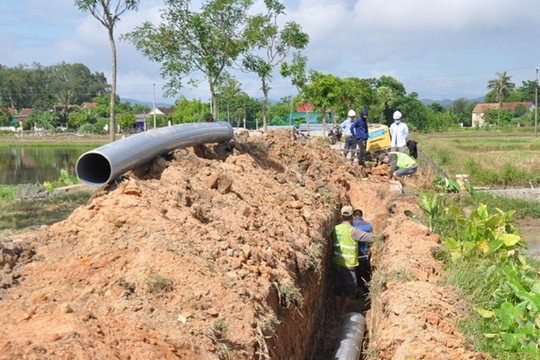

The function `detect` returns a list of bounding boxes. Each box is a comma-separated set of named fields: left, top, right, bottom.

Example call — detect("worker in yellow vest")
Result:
left=332, top=205, right=372, bottom=318
left=382, top=151, right=417, bottom=186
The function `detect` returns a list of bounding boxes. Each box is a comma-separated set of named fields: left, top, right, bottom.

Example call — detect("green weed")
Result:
left=274, top=281, right=303, bottom=310
left=144, top=274, right=173, bottom=294
left=303, top=242, right=322, bottom=273
left=0, top=185, right=17, bottom=201
left=471, top=192, right=540, bottom=219
left=0, top=190, right=93, bottom=236
left=43, top=168, right=79, bottom=193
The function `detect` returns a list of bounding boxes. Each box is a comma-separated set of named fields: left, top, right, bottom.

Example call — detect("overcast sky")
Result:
left=2, top=0, right=539, bottom=106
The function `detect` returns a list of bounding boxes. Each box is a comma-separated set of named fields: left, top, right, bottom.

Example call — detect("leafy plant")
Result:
left=418, top=192, right=443, bottom=231
left=43, top=168, right=79, bottom=193
left=424, top=193, right=540, bottom=359
left=433, top=175, right=461, bottom=193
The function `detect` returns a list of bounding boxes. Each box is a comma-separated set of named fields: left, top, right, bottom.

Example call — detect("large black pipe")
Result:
left=333, top=312, right=367, bottom=360
left=76, top=122, right=234, bottom=187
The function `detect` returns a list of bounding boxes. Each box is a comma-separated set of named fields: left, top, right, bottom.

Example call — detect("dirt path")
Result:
left=0, top=129, right=482, bottom=359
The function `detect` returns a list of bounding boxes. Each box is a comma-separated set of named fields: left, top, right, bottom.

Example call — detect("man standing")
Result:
left=389, top=111, right=409, bottom=152
left=351, top=108, right=369, bottom=166
left=340, top=110, right=358, bottom=162
left=352, top=209, right=373, bottom=296
left=332, top=205, right=372, bottom=318
left=382, top=151, right=418, bottom=186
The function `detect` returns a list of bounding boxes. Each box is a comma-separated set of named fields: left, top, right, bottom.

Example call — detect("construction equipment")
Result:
left=366, top=123, right=391, bottom=159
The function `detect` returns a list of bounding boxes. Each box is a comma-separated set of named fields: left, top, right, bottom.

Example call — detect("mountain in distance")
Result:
left=123, top=98, right=174, bottom=109
left=420, top=96, right=485, bottom=106
left=124, top=96, right=487, bottom=109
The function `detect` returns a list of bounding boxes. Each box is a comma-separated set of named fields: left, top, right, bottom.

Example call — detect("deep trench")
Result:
left=309, top=219, right=373, bottom=360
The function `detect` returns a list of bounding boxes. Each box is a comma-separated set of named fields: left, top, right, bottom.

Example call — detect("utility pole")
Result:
left=535, top=67, right=538, bottom=138
left=153, top=83, right=156, bottom=130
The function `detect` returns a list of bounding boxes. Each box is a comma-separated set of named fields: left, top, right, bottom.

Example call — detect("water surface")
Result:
left=0, top=146, right=95, bottom=185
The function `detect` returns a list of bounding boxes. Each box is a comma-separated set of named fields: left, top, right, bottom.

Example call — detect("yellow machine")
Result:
left=366, top=123, right=391, bottom=158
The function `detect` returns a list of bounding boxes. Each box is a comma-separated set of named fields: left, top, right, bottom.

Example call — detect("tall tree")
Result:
left=450, top=98, right=473, bottom=126
left=243, top=0, right=309, bottom=131
left=375, top=86, right=395, bottom=125
left=216, top=74, right=243, bottom=122
left=302, top=71, right=341, bottom=132
left=49, top=62, right=110, bottom=124
left=124, top=0, right=251, bottom=120
left=75, top=0, right=140, bottom=142
left=280, top=53, right=308, bottom=93
left=487, top=71, right=515, bottom=128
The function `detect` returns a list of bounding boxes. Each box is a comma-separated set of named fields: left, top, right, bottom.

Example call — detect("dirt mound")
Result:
left=0, top=129, right=479, bottom=359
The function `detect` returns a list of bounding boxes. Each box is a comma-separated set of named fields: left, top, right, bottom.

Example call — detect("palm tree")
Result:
left=377, top=86, right=395, bottom=126
left=487, top=71, right=515, bottom=128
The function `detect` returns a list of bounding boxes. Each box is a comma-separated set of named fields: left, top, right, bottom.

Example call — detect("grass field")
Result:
left=416, top=128, right=540, bottom=187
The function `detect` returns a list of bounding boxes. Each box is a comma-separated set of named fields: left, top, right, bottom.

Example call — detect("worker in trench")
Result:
left=331, top=206, right=372, bottom=318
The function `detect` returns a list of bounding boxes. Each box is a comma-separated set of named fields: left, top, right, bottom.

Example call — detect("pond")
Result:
left=0, top=146, right=96, bottom=185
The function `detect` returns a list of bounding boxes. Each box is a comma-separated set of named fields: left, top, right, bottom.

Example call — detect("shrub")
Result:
left=79, top=122, right=96, bottom=134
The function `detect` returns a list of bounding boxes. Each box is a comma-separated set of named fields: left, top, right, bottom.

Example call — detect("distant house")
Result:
left=81, top=102, right=99, bottom=109
left=135, top=107, right=172, bottom=130
left=472, top=102, right=534, bottom=127
left=13, top=108, right=33, bottom=124
left=294, top=103, right=319, bottom=123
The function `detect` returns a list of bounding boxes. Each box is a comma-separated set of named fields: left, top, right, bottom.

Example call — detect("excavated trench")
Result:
left=0, top=130, right=484, bottom=359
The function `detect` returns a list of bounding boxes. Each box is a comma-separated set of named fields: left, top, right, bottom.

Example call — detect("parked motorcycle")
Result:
left=328, top=127, right=342, bottom=145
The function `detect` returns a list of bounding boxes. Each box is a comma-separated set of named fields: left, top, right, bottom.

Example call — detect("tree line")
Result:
left=1, top=0, right=536, bottom=133
left=0, top=61, right=536, bottom=133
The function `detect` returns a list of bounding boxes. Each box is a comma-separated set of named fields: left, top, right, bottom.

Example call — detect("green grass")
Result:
left=416, top=130, right=540, bottom=187
left=0, top=185, right=17, bottom=201
left=0, top=190, right=93, bottom=236
left=471, top=191, right=540, bottom=218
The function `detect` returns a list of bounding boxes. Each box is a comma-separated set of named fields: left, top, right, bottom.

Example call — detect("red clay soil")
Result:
left=0, top=129, right=486, bottom=359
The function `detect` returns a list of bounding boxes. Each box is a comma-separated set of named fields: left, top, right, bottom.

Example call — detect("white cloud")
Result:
left=2, top=0, right=540, bottom=105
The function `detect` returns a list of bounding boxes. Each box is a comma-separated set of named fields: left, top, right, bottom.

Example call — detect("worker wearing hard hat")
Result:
left=340, top=109, right=358, bottom=162
left=332, top=205, right=372, bottom=318
left=389, top=111, right=409, bottom=153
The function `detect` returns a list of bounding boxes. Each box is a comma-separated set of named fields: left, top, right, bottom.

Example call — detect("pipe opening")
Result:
left=76, top=153, right=112, bottom=187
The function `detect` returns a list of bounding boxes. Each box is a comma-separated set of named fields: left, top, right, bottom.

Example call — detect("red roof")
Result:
left=296, top=103, right=313, bottom=113
left=81, top=102, right=98, bottom=108
left=3, top=107, right=15, bottom=115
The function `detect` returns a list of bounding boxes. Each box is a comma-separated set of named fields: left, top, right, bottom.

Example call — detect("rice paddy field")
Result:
left=416, top=129, right=540, bottom=188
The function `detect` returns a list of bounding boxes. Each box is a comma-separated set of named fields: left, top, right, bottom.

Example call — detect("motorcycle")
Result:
left=328, top=127, right=342, bottom=145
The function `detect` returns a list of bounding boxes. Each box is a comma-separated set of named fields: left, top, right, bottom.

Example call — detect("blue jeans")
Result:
left=395, top=164, right=417, bottom=177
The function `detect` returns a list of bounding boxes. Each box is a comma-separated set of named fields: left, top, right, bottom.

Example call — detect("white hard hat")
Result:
left=393, top=111, right=402, bottom=120
left=348, top=109, right=356, bottom=117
